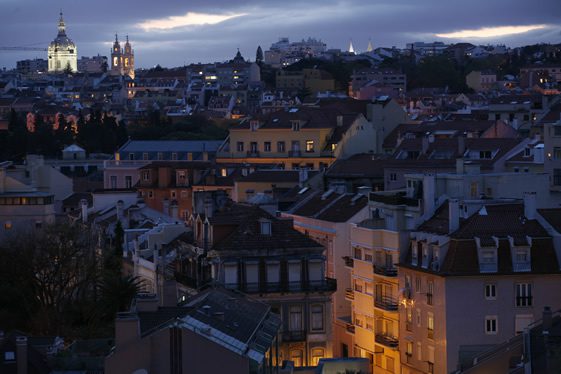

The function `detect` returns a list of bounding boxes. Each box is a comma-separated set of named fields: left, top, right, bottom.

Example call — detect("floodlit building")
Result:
left=47, top=12, right=77, bottom=73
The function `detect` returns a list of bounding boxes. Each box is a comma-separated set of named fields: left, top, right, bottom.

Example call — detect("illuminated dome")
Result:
left=48, top=11, right=77, bottom=73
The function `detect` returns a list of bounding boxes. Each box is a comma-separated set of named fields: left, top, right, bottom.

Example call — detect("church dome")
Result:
left=49, top=12, right=76, bottom=51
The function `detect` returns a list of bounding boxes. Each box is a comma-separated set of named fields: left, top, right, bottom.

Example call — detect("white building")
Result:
left=48, top=12, right=77, bottom=73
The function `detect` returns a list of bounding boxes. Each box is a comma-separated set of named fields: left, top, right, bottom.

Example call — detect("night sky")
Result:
left=1, top=0, right=560, bottom=69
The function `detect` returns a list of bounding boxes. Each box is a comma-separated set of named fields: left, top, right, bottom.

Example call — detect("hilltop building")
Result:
left=47, top=11, right=77, bottom=73
left=110, top=34, right=135, bottom=79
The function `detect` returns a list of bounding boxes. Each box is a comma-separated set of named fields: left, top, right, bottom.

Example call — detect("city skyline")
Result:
left=0, top=0, right=560, bottom=69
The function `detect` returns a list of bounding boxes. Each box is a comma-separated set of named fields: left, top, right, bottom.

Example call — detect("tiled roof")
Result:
left=209, top=204, right=322, bottom=252
left=315, top=194, right=368, bottom=222
left=538, top=208, right=561, bottom=234
left=325, top=153, right=386, bottom=179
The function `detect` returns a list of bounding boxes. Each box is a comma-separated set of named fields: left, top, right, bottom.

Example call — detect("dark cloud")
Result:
left=1, top=0, right=560, bottom=68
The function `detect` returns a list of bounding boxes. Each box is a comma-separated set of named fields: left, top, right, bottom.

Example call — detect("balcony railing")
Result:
left=288, top=150, right=302, bottom=157
left=246, top=150, right=260, bottom=157
left=238, top=278, right=337, bottom=294
left=428, top=328, right=434, bottom=339
left=375, top=333, right=399, bottom=348
left=343, top=256, right=354, bottom=268
left=282, top=330, right=306, bottom=342
left=373, top=265, right=398, bottom=277
left=346, top=324, right=355, bottom=335
left=345, top=288, right=355, bottom=300
left=374, top=295, right=399, bottom=311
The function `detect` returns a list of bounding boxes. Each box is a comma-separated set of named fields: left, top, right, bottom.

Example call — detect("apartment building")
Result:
left=398, top=196, right=561, bottom=374
left=282, top=189, right=369, bottom=358
left=190, top=203, right=336, bottom=367
left=544, top=116, right=561, bottom=192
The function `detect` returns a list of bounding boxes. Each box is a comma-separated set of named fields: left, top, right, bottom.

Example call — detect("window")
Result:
left=220, top=168, right=227, bottom=177
left=311, top=305, right=324, bottom=331
left=417, top=342, right=422, bottom=361
left=415, top=277, right=422, bottom=293
left=148, top=191, right=153, bottom=199
left=142, top=152, right=149, bottom=160
left=180, top=190, right=188, bottom=199
left=157, top=152, right=164, bottom=160
left=485, top=284, right=496, bottom=300
left=142, top=170, right=150, bottom=181
left=264, top=142, right=271, bottom=152
left=427, top=313, right=434, bottom=339
left=479, top=150, right=492, bottom=159
left=554, top=147, right=561, bottom=160
left=311, top=348, right=324, bottom=366
left=125, top=176, right=132, bottom=189
left=171, top=190, right=177, bottom=199
left=389, top=173, right=397, bottom=181
left=375, top=350, right=382, bottom=367
left=516, top=283, right=532, bottom=307
left=427, top=281, right=434, bottom=305
left=260, top=220, right=272, bottom=235
left=277, top=141, right=285, bottom=152
left=485, top=316, right=498, bottom=334
left=290, top=350, right=303, bottom=367
left=554, top=169, right=561, bottom=186
left=416, top=309, right=421, bottom=327
left=291, top=120, right=300, bottom=131
left=406, top=342, right=413, bottom=363
left=386, top=356, right=395, bottom=373
left=364, top=252, right=373, bottom=263
left=306, top=140, right=314, bottom=152
left=129, top=153, right=135, bottom=160
left=289, top=306, right=303, bottom=331
left=177, top=171, right=187, bottom=186
left=110, top=175, right=117, bottom=189
left=4, top=221, right=12, bottom=230
left=406, top=307, right=413, bottom=331
left=554, top=126, right=561, bottom=136
left=236, top=142, right=244, bottom=152
left=354, top=247, right=362, bottom=260
left=354, top=279, right=363, bottom=293
left=171, top=152, right=178, bottom=160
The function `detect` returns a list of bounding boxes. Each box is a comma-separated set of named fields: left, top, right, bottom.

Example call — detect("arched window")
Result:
left=311, top=348, right=324, bottom=366
left=290, top=349, right=303, bottom=367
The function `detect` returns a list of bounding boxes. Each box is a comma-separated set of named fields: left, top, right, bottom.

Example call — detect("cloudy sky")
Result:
left=1, top=0, right=560, bottom=69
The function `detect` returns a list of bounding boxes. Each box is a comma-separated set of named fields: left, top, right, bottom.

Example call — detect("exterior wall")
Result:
left=48, top=46, right=77, bottom=73
left=336, top=116, right=377, bottom=159
left=234, top=180, right=300, bottom=203
left=103, top=160, right=147, bottom=189
left=368, top=100, right=408, bottom=154
left=349, top=225, right=408, bottom=374
left=544, top=123, right=561, bottom=191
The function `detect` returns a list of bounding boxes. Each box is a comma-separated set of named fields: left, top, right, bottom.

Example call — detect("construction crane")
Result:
left=0, top=47, right=47, bottom=52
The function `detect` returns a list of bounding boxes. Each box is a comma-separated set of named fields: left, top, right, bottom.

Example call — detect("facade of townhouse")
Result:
left=189, top=203, right=336, bottom=367
left=398, top=197, right=561, bottom=374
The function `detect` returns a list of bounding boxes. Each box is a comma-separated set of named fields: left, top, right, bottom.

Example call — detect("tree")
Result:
left=256, top=46, right=264, bottom=65
left=63, top=61, right=73, bottom=75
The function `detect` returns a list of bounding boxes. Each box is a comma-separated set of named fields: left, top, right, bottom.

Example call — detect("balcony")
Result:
left=428, top=328, right=434, bottom=340
left=282, top=330, right=306, bottom=342
left=239, top=278, right=337, bottom=294
left=405, top=321, right=413, bottom=332
left=345, top=288, right=355, bottom=301
left=343, top=256, right=354, bottom=268
left=375, top=333, right=399, bottom=349
left=288, top=150, right=302, bottom=157
left=373, top=265, right=398, bottom=277
left=374, top=295, right=399, bottom=311
left=246, top=150, right=260, bottom=157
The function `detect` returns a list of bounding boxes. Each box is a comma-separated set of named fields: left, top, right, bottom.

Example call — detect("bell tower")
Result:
left=110, top=34, right=123, bottom=75
left=123, top=35, right=135, bottom=79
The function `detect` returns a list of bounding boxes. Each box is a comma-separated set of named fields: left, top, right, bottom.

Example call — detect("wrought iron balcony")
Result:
left=375, top=333, right=399, bottom=348
left=373, top=264, right=398, bottom=277
left=374, top=295, right=399, bottom=311
left=345, top=288, right=355, bottom=300
left=238, top=278, right=337, bottom=294
left=246, top=150, right=260, bottom=157
left=343, top=256, right=354, bottom=268
left=282, top=330, right=306, bottom=342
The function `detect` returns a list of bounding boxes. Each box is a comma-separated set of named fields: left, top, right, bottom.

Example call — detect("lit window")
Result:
left=427, top=312, right=434, bottom=339
left=306, top=140, right=314, bottom=152
left=221, top=168, right=227, bottom=177
left=4, top=221, right=12, bottom=230
left=311, top=348, right=324, bottom=366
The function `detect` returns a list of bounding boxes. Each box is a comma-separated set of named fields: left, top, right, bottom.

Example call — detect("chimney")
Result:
left=336, top=115, right=343, bottom=127
left=80, top=198, right=88, bottom=224
left=422, top=174, right=436, bottom=215
left=449, top=199, right=460, bottom=233
left=204, top=196, right=213, bottom=218
left=523, top=192, right=537, bottom=220
left=16, top=336, right=28, bottom=374
left=114, top=312, right=140, bottom=347
left=170, top=201, right=179, bottom=219
left=543, top=306, right=553, bottom=332
left=163, top=198, right=170, bottom=215
left=421, top=135, right=429, bottom=154
left=457, top=135, right=465, bottom=156
left=455, top=158, right=465, bottom=174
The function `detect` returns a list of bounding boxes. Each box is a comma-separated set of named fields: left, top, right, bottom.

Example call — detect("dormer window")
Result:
left=411, top=240, right=418, bottom=266
left=479, top=150, right=492, bottom=159
left=260, top=219, right=272, bottom=235
left=291, top=120, right=300, bottom=131
left=509, top=236, right=531, bottom=272
left=524, top=148, right=531, bottom=157
left=476, top=236, right=499, bottom=273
